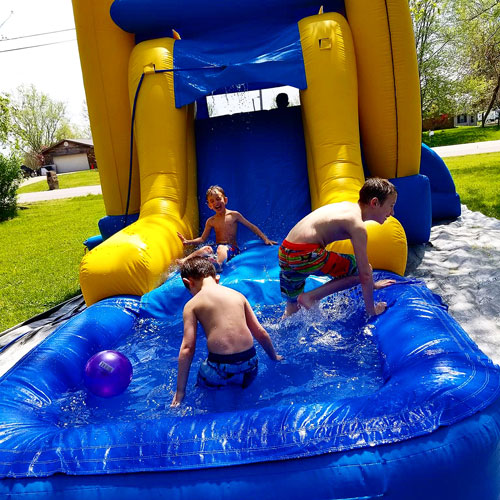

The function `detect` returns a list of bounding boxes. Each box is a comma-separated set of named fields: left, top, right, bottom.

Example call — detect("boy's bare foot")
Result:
left=282, top=302, right=299, bottom=319
left=297, top=293, right=317, bottom=310
left=206, top=255, right=223, bottom=272
left=206, top=254, right=218, bottom=264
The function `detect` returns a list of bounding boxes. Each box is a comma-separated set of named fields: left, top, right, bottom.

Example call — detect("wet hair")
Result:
left=180, top=257, right=216, bottom=286
left=358, top=177, right=397, bottom=205
left=206, top=185, right=225, bottom=200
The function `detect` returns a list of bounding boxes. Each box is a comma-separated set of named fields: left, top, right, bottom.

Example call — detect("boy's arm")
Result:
left=243, top=299, right=282, bottom=361
left=235, top=212, right=277, bottom=245
left=350, top=223, right=379, bottom=316
left=177, top=220, right=212, bottom=246
left=171, top=305, right=198, bottom=406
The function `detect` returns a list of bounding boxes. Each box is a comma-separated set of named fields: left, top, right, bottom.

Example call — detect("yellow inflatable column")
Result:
left=299, top=13, right=407, bottom=275
left=129, top=39, right=196, bottom=224
left=344, top=0, right=421, bottom=179
left=299, top=13, right=364, bottom=207
left=79, top=38, right=198, bottom=305
left=71, top=0, right=140, bottom=216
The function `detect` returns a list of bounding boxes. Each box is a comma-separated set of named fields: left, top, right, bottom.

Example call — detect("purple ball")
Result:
left=84, top=350, right=133, bottom=398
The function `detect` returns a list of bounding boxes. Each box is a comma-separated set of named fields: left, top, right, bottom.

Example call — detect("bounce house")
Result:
left=1, top=0, right=499, bottom=498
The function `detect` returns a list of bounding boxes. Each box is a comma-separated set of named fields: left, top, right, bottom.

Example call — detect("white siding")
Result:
left=53, top=153, right=89, bottom=173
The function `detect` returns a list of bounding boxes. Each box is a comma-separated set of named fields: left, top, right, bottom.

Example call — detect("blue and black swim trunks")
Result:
left=211, top=244, right=241, bottom=263
left=207, top=244, right=241, bottom=272
left=197, top=346, right=258, bottom=389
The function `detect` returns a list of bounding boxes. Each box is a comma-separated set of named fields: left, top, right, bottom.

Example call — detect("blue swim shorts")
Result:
left=197, top=346, right=258, bottom=389
left=211, top=244, right=241, bottom=263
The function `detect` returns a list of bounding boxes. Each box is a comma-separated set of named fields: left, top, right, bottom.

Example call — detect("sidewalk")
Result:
left=18, top=185, right=102, bottom=204
left=19, top=176, right=46, bottom=187
left=432, top=139, right=500, bottom=157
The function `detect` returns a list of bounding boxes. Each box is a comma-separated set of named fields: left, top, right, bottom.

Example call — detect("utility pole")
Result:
left=0, top=10, right=14, bottom=40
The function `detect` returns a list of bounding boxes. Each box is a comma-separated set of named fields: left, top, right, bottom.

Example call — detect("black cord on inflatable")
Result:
left=123, top=64, right=226, bottom=228
left=124, top=72, right=145, bottom=227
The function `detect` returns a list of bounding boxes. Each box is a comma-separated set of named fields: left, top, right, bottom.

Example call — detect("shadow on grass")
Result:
left=423, top=125, right=500, bottom=147
left=459, top=190, right=500, bottom=219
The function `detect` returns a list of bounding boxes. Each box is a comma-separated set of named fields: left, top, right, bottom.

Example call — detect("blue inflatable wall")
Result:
left=420, top=143, right=462, bottom=221
left=1, top=245, right=500, bottom=498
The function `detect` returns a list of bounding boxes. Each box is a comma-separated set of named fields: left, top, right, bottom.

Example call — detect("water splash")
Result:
left=49, top=292, right=383, bottom=426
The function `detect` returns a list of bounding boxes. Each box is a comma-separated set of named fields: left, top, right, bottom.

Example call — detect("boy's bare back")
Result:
left=279, top=179, right=398, bottom=318
left=185, top=282, right=255, bottom=355
left=286, top=201, right=363, bottom=246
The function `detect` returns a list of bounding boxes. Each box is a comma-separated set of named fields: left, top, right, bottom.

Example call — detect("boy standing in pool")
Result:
left=279, top=177, right=398, bottom=318
left=171, top=257, right=282, bottom=406
left=177, top=185, right=276, bottom=271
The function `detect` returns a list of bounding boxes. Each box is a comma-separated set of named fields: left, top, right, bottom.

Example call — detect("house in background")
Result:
left=480, top=109, right=500, bottom=125
left=422, top=114, right=454, bottom=131
left=41, top=139, right=97, bottom=173
left=454, top=113, right=477, bottom=127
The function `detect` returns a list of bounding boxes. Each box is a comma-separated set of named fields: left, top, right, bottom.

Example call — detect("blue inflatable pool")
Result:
left=1, top=242, right=500, bottom=499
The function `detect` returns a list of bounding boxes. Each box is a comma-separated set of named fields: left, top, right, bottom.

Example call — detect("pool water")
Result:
left=49, top=290, right=384, bottom=427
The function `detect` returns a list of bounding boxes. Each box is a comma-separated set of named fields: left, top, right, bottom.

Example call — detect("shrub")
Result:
left=0, top=154, right=22, bottom=221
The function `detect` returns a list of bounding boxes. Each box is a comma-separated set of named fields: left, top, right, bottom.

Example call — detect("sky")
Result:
left=0, top=1, right=302, bottom=128
left=0, top=0, right=86, bottom=128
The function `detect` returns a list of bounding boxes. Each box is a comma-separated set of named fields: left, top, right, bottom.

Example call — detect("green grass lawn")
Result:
left=17, top=170, right=101, bottom=194
left=423, top=125, right=500, bottom=148
left=0, top=195, right=105, bottom=332
left=445, top=152, right=500, bottom=219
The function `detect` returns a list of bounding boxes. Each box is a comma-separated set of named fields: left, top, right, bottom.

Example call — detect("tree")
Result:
left=0, top=94, right=9, bottom=144
left=0, top=153, right=22, bottom=222
left=453, top=0, right=500, bottom=126
left=410, top=0, right=457, bottom=118
left=9, top=84, right=70, bottom=157
left=80, top=100, right=92, bottom=139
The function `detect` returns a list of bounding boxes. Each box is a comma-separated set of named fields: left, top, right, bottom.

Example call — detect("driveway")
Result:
left=17, top=185, right=102, bottom=204
left=432, top=139, right=500, bottom=157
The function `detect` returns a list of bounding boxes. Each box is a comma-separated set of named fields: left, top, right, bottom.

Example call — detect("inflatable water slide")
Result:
left=0, top=1, right=498, bottom=498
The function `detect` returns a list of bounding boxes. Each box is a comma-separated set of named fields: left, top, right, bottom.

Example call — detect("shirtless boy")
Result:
left=279, top=177, right=398, bottom=318
left=177, top=185, right=276, bottom=270
left=171, top=257, right=282, bottom=406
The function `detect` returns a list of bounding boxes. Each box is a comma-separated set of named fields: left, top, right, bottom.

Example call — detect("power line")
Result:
left=0, top=28, right=75, bottom=42
left=0, top=10, right=14, bottom=30
left=0, top=39, right=76, bottom=54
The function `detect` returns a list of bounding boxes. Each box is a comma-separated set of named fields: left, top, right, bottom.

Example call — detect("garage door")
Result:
left=53, top=153, right=89, bottom=173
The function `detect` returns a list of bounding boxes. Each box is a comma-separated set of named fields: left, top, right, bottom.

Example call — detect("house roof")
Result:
left=41, top=138, right=94, bottom=153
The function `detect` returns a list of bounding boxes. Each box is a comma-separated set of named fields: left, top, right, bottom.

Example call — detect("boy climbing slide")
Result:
left=279, top=178, right=398, bottom=318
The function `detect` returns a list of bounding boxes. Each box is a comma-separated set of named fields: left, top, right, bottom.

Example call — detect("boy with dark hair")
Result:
left=279, top=178, right=398, bottom=318
left=171, top=257, right=282, bottom=406
left=358, top=177, right=397, bottom=205
left=177, top=185, right=276, bottom=271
